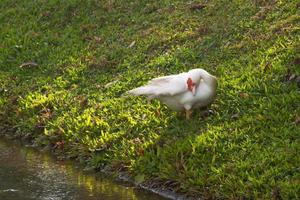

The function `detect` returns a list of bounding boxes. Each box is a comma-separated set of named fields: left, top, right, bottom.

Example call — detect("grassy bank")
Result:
left=1, top=0, right=299, bottom=199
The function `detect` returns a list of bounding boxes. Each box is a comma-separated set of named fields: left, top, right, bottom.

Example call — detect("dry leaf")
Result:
left=294, top=58, right=300, bottom=65
left=128, top=41, right=136, bottom=48
left=40, top=108, right=53, bottom=120
left=104, top=80, right=118, bottom=88
left=294, top=116, right=300, bottom=125
left=239, top=92, right=249, bottom=98
left=284, top=68, right=296, bottom=82
left=190, top=3, right=206, bottom=11
left=19, top=62, right=38, bottom=68
left=93, top=36, right=102, bottom=43
left=231, top=113, right=239, bottom=120
left=263, top=62, right=272, bottom=72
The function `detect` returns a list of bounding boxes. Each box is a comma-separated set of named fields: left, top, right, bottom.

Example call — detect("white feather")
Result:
left=128, top=68, right=217, bottom=111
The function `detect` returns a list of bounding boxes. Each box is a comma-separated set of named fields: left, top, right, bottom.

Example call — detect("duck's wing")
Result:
left=128, top=73, right=187, bottom=97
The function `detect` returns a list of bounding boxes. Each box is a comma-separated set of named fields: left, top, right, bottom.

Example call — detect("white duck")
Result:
left=128, top=68, right=217, bottom=119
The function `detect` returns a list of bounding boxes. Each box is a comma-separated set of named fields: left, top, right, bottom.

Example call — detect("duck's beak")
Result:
left=192, top=85, right=196, bottom=96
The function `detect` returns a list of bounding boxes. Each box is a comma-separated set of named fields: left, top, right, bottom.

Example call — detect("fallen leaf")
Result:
left=231, top=113, right=239, bottom=120
left=40, top=108, right=53, bottom=120
left=257, top=114, right=265, bottom=120
left=196, top=26, right=210, bottom=35
left=94, top=103, right=102, bottom=109
left=294, top=116, right=300, bottom=125
left=132, top=138, right=142, bottom=144
left=284, top=68, right=296, bottom=82
left=128, top=41, right=136, bottom=48
left=104, top=80, right=118, bottom=88
left=201, top=109, right=214, bottom=118
left=54, top=140, right=65, bottom=149
left=288, top=74, right=297, bottom=81
left=80, top=24, right=96, bottom=32
left=19, top=62, right=38, bottom=68
left=239, top=92, right=249, bottom=98
left=263, top=62, right=271, bottom=72
left=294, top=58, right=300, bottom=66
left=190, top=3, right=206, bottom=11
left=136, top=147, right=144, bottom=156
left=93, top=36, right=102, bottom=43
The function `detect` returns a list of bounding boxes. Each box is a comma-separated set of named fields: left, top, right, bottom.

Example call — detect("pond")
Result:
left=0, top=137, right=168, bottom=200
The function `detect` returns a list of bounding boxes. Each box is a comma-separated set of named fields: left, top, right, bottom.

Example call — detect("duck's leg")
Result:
left=185, top=109, right=192, bottom=119
left=183, top=105, right=193, bottom=120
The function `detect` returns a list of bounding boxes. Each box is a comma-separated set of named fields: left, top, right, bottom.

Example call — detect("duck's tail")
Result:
left=127, top=86, right=157, bottom=96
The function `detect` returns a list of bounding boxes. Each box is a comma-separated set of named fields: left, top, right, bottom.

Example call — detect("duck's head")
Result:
left=186, top=68, right=217, bottom=95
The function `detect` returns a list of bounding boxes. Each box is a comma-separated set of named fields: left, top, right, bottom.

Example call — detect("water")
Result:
left=0, top=137, right=167, bottom=200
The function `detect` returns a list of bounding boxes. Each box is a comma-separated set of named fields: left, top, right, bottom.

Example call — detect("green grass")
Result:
left=1, top=0, right=300, bottom=199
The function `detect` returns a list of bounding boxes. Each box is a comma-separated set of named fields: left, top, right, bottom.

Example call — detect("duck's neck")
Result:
left=200, top=72, right=217, bottom=89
